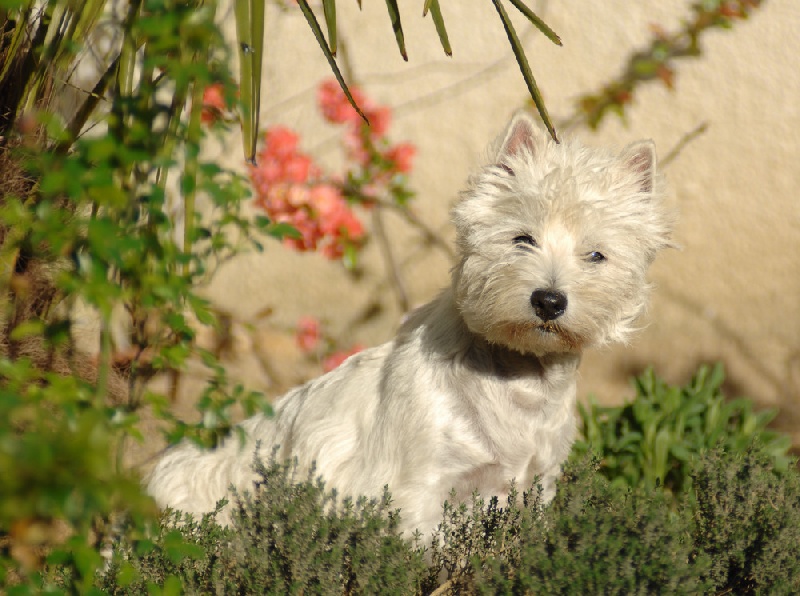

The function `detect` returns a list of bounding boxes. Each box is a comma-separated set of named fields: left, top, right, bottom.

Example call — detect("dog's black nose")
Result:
left=531, top=289, right=567, bottom=321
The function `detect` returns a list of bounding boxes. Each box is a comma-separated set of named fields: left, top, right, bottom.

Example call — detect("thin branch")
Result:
left=661, top=121, right=709, bottom=168
left=371, top=196, right=455, bottom=261
left=371, top=206, right=410, bottom=313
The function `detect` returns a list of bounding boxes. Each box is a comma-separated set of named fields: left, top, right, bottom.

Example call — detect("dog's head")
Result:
left=451, top=112, right=675, bottom=356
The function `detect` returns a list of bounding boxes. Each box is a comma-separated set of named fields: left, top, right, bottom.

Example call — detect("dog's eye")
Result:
left=513, top=234, right=537, bottom=248
left=587, top=251, right=606, bottom=263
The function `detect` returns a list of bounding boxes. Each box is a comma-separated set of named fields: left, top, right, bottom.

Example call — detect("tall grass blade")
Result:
left=384, top=0, right=407, bottom=60
left=322, top=0, right=337, bottom=56
left=250, top=0, right=265, bottom=163
left=491, top=0, right=558, bottom=142
left=426, top=0, right=451, bottom=56
left=507, top=0, right=562, bottom=46
left=297, top=0, right=367, bottom=123
left=0, top=5, right=34, bottom=85
left=234, top=0, right=265, bottom=163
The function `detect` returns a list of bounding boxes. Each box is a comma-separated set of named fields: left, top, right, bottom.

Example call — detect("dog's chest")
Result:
left=442, top=375, right=575, bottom=494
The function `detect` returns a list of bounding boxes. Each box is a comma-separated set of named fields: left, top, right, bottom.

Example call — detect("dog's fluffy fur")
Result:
left=147, top=112, right=673, bottom=536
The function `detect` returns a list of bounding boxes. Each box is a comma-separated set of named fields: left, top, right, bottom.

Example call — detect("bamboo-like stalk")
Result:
left=183, top=79, right=205, bottom=275
left=234, top=0, right=265, bottom=164
left=0, top=3, right=35, bottom=84
left=95, top=313, right=113, bottom=404
left=251, top=0, right=265, bottom=161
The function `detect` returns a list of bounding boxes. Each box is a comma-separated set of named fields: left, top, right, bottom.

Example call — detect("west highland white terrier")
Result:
left=147, top=111, right=673, bottom=537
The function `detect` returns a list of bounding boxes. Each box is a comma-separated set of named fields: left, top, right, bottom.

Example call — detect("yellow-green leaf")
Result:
left=384, top=0, right=407, bottom=61
left=426, top=0, right=451, bottom=56
left=491, top=0, right=558, bottom=142
left=507, top=0, right=562, bottom=46
left=297, top=0, right=367, bottom=123
left=234, top=0, right=265, bottom=164
left=322, top=0, right=337, bottom=56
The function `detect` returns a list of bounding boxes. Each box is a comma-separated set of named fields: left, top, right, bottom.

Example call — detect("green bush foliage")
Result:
left=93, top=441, right=799, bottom=595
left=692, top=445, right=800, bottom=593
left=0, top=1, right=270, bottom=587
left=1, top=360, right=787, bottom=593
left=99, top=459, right=429, bottom=595
left=574, top=363, right=793, bottom=496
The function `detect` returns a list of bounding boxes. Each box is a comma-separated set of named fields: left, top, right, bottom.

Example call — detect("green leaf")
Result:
left=297, top=0, right=367, bottom=123
left=507, top=0, right=562, bottom=46
left=322, top=0, right=337, bottom=55
left=490, top=0, right=557, bottom=142
left=708, top=361, right=726, bottom=390
left=9, top=319, right=45, bottom=341
left=343, top=243, right=359, bottom=270
left=267, top=221, right=302, bottom=239
left=234, top=0, right=266, bottom=163
left=384, top=0, right=407, bottom=60
left=161, top=575, right=184, bottom=596
left=426, top=0, right=452, bottom=56
left=670, top=443, right=692, bottom=462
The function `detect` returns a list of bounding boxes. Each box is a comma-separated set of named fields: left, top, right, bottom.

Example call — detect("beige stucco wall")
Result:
left=192, top=1, right=800, bottom=443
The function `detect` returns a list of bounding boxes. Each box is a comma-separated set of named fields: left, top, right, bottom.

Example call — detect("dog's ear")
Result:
left=496, top=112, right=544, bottom=173
left=620, top=140, right=657, bottom=194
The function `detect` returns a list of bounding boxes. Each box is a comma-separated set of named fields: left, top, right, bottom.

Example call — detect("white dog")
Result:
left=148, top=112, right=673, bottom=537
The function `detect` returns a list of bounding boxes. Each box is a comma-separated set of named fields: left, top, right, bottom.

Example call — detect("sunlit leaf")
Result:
left=297, top=0, right=367, bottom=123
left=507, top=0, right=562, bottom=46
left=234, top=0, right=265, bottom=163
left=426, top=0, right=451, bottom=56
left=491, top=0, right=558, bottom=142
left=384, top=0, right=408, bottom=61
left=322, top=0, right=337, bottom=55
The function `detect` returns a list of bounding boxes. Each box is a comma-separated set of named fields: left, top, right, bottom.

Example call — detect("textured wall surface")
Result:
left=197, top=1, right=800, bottom=442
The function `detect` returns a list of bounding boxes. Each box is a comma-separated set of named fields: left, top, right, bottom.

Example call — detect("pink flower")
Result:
left=318, top=80, right=365, bottom=125
left=366, top=106, right=391, bottom=137
left=342, top=128, right=370, bottom=167
left=308, top=184, right=344, bottom=216
left=282, top=154, right=315, bottom=184
left=201, top=83, right=227, bottom=125
left=385, top=143, right=416, bottom=174
left=296, top=316, right=322, bottom=353
left=263, top=126, right=299, bottom=159
left=323, top=344, right=365, bottom=372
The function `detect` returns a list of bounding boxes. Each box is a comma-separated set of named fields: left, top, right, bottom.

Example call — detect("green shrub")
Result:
left=574, top=363, right=793, bottom=496
left=100, top=459, right=428, bottom=595
left=692, top=446, right=800, bottom=594
left=465, top=457, right=709, bottom=595
left=96, top=442, right=800, bottom=595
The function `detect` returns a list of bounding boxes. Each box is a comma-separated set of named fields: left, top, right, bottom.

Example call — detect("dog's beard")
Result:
left=493, top=320, right=585, bottom=354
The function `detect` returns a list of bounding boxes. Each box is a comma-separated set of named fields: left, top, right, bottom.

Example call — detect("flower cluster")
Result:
left=295, top=315, right=321, bottom=353
left=250, top=127, right=364, bottom=259
left=294, top=315, right=364, bottom=373
left=200, top=83, right=235, bottom=126
left=248, top=79, right=416, bottom=261
left=317, top=79, right=415, bottom=203
left=322, top=344, right=365, bottom=373
left=248, top=80, right=416, bottom=375
left=577, top=0, right=763, bottom=128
